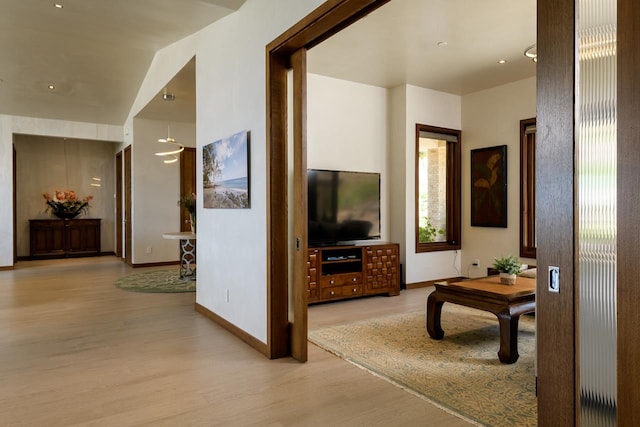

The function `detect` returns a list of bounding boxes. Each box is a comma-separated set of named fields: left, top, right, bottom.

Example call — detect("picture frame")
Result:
left=203, top=130, right=250, bottom=209
left=470, top=145, right=507, bottom=227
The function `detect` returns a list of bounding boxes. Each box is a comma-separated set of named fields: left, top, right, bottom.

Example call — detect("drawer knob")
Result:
left=330, top=291, right=335, bottom=296
left=330, top=280, right=335, bottom=284
left=352, top=288, right=357, bottom=293
left=352, top=277, right=357, bottom=282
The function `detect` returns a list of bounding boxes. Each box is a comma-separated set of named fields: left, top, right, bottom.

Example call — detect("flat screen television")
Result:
left=307, top=169, right=381, bottom=246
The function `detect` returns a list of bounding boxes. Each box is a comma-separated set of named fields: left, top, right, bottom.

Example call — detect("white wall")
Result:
left=0, top=115, right=122, bottom=267
left=131, top=118, right=195, bottom=264
left=307, top=73, right=389, bottom=239
left=461, top=77, right=536, bottom=277
left=397, top=85, right=463, bottom=285
left=14, top=135, right=116, bottom=257
left=126, top=0, right=325, bottom=343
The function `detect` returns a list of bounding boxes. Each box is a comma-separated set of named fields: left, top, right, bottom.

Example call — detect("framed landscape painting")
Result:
left=203, top=130, right=250, bottom=209
left=470, top=145, right=507, bottom=227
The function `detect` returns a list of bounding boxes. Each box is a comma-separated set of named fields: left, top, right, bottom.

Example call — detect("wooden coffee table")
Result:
left=426, top=276, right=536, bottom=364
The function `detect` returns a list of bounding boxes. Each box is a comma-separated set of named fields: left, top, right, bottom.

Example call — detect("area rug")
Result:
left=308, top=305, right=537, bottom=427
left=115, top=269, right=196, bottom=293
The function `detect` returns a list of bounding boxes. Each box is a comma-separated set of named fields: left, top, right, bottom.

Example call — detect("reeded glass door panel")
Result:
left=577, top=0, right=617, bottom=425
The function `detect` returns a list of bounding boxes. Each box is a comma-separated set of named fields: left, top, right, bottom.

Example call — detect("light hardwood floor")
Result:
left=0, top=257, right=470, bottom=426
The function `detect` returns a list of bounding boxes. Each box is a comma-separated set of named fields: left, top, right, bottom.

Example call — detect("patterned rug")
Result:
left=115, top=269, right=196, bottom=293
left=309, top=305, right=537, bottom=427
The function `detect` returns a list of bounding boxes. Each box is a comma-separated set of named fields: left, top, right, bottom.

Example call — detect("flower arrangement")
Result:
left=43, top=190, right=93, bottom=219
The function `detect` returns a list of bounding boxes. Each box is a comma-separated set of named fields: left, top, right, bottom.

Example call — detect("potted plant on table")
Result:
left=179, top=193, right=197, bottom=233
left=493, top=255, right=521, bottom=285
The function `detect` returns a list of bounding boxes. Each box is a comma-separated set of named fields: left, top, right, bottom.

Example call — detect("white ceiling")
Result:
left=0, top=0, right=536, bottom=127
left=308, top=0, right=537, bottom=94
left=0, top=0, right=245, bottom=125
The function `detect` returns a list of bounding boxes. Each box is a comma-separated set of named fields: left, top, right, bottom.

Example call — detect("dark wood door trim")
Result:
left=617, top=0, right=640, bottom=422
left=536, top=0, right=576, bottom=424
left=13, top=145, right=17, bottom=264
left=180, top=147, right=196, bottom=232
left=290, top=48, right=308, bottom=362
left=266, top=0, right=391, bottom=360
left=115, top=151, right=123, bottom=259
left=124, top=145, right=132, bottom=265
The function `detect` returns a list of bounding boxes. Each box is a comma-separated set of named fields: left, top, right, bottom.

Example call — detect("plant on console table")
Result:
left=179, top=193, right=196, bottom=233
left=43, top=190, right=93, bottom=219
left=493, top=255, right=520, bottom=285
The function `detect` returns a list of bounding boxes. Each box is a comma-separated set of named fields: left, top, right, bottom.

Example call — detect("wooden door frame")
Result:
left=115, top=150, right=123, bottom=259
left=535, top=0, right=576, bottom=424
left=617, top=0, right=640, bottom=422
left=124, top=145, right=132, bottom=265
left=13, top=145, right=17, bottom=264
left=266, top=0, right=392, bottom=361
left=267, top=0, right=584, bottom=423
left=179, top=147, right=197, bottom=232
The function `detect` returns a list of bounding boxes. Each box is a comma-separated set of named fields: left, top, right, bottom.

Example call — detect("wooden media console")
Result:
left=306, top=242, right=400, bottom=304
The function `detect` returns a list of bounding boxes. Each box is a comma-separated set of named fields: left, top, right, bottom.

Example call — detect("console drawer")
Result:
left=320, top=272, right=362, bottom=288
left=321, top=284, right=363, bottom=299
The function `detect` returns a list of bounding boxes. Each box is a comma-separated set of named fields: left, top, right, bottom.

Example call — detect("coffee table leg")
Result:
left=497, top=311, right=520, bottom=364
left=426, top=293, right=445, bottom=339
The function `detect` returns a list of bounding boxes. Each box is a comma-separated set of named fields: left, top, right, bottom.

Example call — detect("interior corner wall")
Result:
left=461, top=77, right=536, bottom=277
left=388, top=85, right=408, bottom=279
left=13, top=135, right=116, bottom=257
left=131, top=118, right=195, bottom=264
left=195, top=0, right=325, bottom=343
left=402, top=85, right=462, bottom=285
left=307, top=73, right=390, bottom=239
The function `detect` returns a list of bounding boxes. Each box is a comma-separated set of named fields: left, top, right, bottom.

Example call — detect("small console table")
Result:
left=162, top=231, right=196, bottom=280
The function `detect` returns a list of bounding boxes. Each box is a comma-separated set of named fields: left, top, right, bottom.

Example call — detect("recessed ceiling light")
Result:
left=498, top=59, right=507, bottom=64
left=54, top=3, right=63, bottom=9
left=48, top=84, right=55, bottom=90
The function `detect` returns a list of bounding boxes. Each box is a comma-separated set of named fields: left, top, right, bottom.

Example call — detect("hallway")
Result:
left=0, top=257, right=468, bottom=426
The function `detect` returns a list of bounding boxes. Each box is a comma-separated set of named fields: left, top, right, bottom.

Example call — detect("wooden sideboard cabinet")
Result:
left=29, top=218, right=101, bottom=259
left=307, top=242, right=400, bottom=304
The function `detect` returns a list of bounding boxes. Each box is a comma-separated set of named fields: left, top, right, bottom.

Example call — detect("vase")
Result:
left=54, top=211, right=81, bottom=220
left=189, top=213, right=196, bottom=234
left=499, top=272, right=516, bottom=285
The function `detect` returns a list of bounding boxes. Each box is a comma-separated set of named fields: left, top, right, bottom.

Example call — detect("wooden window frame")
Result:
left=415, top=124, right=461, bottom=253
left=520, top=117, right=536, bottom=259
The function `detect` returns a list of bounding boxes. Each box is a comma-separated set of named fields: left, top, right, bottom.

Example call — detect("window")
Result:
left=520, top=118, right=536, bottom=258
left=415, top=124, right=461, bottom=253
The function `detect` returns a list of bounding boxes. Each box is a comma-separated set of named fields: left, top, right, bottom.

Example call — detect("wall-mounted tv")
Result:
left=307, top=169, right=381, bottom=246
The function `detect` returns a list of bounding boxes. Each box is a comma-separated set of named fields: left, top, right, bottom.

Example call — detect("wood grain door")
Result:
left=115, top=151, right=123, bottom=258
left=617, top=0, right=640, bottom=422
left=124, top=145, right=132, bottom=265
left=180, top=147, right=196, bottom=232
left=536, top=0, right=576, bottom=424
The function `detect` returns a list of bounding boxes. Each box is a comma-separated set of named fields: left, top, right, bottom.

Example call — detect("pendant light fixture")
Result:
left=155, top=123, right=185, bottom=164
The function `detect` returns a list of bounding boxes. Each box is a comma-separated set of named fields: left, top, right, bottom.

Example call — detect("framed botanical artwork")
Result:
left=202, top=130, right=250, bottom=209
left=470, top=145, right=507, bottom=227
